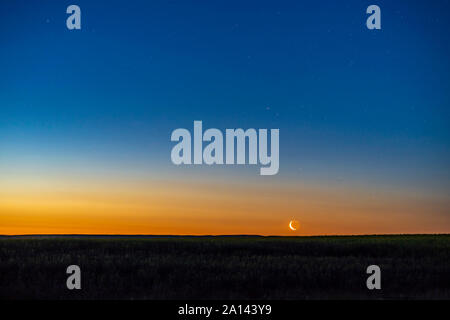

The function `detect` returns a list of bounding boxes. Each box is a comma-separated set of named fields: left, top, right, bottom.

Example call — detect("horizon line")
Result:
left=1, top=233, right=449, bottom=238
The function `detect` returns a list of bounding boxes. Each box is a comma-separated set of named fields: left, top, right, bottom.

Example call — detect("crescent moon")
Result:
left=289, top=220, right=297, bottom=231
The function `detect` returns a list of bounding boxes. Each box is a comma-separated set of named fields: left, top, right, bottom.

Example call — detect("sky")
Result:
left=1, top=0, right=450, bottom=235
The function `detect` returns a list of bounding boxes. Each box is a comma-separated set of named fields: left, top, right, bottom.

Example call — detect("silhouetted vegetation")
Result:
left=0, top=235, right=449, bottom=299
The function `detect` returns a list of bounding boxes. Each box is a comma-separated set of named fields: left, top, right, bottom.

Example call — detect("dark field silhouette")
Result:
left=0, top=235, right=449, bottom=299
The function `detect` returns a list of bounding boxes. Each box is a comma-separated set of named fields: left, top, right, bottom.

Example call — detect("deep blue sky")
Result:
left=1, top=0, right=449, bottom=193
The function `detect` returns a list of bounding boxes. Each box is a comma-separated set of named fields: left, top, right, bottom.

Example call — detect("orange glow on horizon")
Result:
left=1, top=174, right=449, bottom=236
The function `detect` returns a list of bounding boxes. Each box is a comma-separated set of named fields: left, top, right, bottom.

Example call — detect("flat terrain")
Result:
left=0, top=235, right=449, bottom=299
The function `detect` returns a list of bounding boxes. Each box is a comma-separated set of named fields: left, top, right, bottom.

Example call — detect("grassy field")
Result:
left=0, top=234, right=449, bottom=299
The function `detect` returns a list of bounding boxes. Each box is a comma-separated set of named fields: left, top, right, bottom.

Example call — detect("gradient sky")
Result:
left=1, top=0, right=450, bottom=235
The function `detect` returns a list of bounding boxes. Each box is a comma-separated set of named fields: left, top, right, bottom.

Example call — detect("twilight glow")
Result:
left=1, top=0, right=449, bottom=235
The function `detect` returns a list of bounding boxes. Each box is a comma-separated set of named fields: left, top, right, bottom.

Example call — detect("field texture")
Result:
left=0, top=235, right=449, bottom=299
